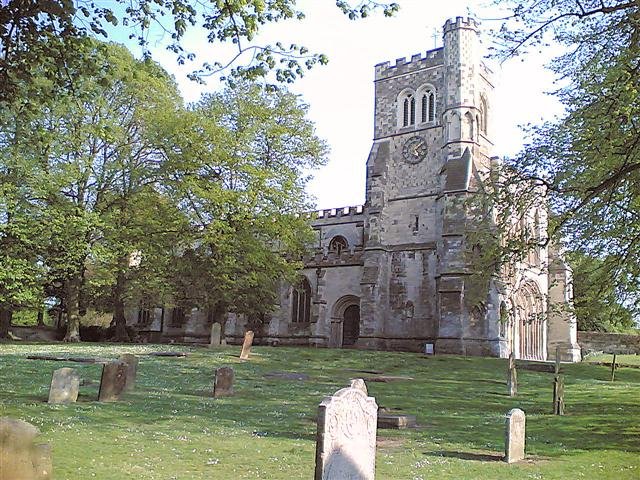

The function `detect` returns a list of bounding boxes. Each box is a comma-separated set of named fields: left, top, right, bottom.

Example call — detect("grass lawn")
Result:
left=584, top=353, right=640, bottom=366
left=1, top=343, right=639, bottom=479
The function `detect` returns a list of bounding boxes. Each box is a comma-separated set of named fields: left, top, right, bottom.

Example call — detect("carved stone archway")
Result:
left=328, top=295, right=360, bottom=348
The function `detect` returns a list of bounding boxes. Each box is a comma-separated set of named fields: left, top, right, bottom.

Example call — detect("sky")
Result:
left=134, top=0, right=566, bottom=210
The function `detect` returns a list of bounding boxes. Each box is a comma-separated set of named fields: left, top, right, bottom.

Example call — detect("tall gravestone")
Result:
left=507, top=352, right=517, bottom=397
left=47, top=367, right=80, bottom=404
left=118, top=354, right=139, bottom=391
left=314, top=380, right=378, bottom=480
left=239, top=330, right=254, bottom=360
left=553, top=375, right=565, bottom=415
left=98, top=361, right=128, bottom=402
left=213, top=366, right=234, bottom=398
left=504, top=408, right=526, bottom=463
left=209, top=322, right=222, bottom=347
left=0, top=417, right=52, bottom=480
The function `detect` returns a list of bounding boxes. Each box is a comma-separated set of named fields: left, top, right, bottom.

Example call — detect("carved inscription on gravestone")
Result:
left=314, top=381, right=378, bottom=480
left=48, top=367, right=80, bottom=404
left=209, top=322, right=222, bottom=347
left=118, top=354, right=139, bottom=392
left=504, top=408, right=526, bottom=463
left=213, top=367, right=234, bottom=398
left=239, top=330, right=254, bottom=360
left=98, top=361, right=128, bottom=402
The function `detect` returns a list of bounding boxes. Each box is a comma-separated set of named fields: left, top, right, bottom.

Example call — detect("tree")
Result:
left=0, top=1, right=400, bottom=105
left=568, top=251, right=636, bottom=332
left=0, top=41, right=185, bottom=340
left=485, top=1, right=640, bottom=318
left=161, top=83, right=328, bottom=332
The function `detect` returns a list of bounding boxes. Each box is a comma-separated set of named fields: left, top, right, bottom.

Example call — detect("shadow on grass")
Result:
left=425, top=450, right=503, bottom=462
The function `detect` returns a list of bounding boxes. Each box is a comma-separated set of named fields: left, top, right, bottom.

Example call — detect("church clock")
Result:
left=402, top=136, right=428, bottom=164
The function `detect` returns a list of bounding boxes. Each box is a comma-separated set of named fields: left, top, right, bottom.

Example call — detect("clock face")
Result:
left=402, top=136, right=428, bottom=164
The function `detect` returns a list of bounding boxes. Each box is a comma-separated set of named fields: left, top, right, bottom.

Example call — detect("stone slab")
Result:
left=209, top=322, right=222, bottom=347
left=314, top=380, right=378, bottom=480
left=98, top=361, right=128, bottom=402
left=504, top=408, right=526, bottom=463
left=213, top=366, right=235, bottom=398
left=47, top=367, right=80, bottom=404
left=377, top=414, right=417, bottom=429
left=118, top=354, right=139, bottom=391
left=239, top=330, right=254, bottom=360
left=0, top=417, right=52, bottom=479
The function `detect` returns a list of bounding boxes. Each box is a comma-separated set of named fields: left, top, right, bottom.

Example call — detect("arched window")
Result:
left=291, top=277, right=311, bottom=323
left=328, top=235, right=349, bottom=254
left=480, top=96, right=488, bottom=135
left=465, top=112, right=475, bottom=140
left=398, top=89, right=416, bottom=128
left=421, top=91, right=436, bottom=123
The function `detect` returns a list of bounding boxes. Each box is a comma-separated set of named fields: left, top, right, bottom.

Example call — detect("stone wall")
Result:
left=578, top=331, right=640, bottom=355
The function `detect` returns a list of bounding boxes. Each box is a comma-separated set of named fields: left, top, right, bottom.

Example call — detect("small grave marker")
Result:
left=118, top=354, right=138, bottom=391
left=504, top=408, right=526, bottom=463
left=213, top=367, right=235, bottom=398
left=209, top=322, right=222, bottom=347
left=239, top=330, right=254, bottom=360
left=507, top=352, right=517, bottom=397
left=553, top=375, right=565, bottom=415
left=47, top=367, right=80, bottom=404
left=0, top=417, right=53, bottom=479
left=314, top=379, right=377, bottom=480
left=98, top=361, right=128, bottom=402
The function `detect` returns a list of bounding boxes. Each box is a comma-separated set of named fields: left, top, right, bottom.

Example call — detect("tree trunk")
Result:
left=113, top=270, right=130, bottom=342
left=0, top=308, right=12, bottom=338
left=37, top=310, right=44, bottom=327
left=64, top=278, right=81, bottom=342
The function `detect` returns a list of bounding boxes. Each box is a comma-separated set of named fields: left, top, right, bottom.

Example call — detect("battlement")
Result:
left=443, top=16, right=479, bottom=34
left=374, top=47, right=444, bottom=80
left=314, top=205, right=365, bottom=219
left=305, top=246, right=364, bottom=268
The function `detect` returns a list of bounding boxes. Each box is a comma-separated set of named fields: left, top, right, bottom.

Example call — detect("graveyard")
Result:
left=1, top=343, right=639, bottom=479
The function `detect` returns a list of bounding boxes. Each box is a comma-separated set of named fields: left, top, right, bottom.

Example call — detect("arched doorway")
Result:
left=342, top=305, right=360, bottom=347
left=513, top=281, right=545, bottom=360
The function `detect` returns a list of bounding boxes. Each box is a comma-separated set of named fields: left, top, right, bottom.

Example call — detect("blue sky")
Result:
left=119, top=0, right=565, bottom=209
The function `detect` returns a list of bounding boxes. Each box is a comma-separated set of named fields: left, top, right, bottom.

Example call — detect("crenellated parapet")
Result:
left=374, top=48, right=444, bottom=81
left=443, top=16, right=479, bottom=34
left=304, top=247, right=364, bottom=268
left=311, top=205, right=366, bottom=227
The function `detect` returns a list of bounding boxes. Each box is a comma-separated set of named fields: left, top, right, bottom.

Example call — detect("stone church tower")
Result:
left=129, top=18, right=581, bottom=361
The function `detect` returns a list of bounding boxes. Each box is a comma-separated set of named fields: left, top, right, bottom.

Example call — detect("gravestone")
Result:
left=349, top=378, right=368, bottom=395
left=98, top=361, right=128, bottom=402
left=504, top=408, right=526, bottom=463
left=507, top=352, right=517, bottom=397
left=553, top=375, right=565, bottom=415
left=118, top=354, right=139, bottom=391
left=213, top=366, right=235, bottom=398
left=377, top=413, right=417, bottom=429
left=314, top=380, right=378, bottom=480
left=47, top=367, right=80, bottom=404
left=0, top=417, right=52, bottom=480
left=209, top=322, right=222, bottom=347
left=239, top=330, right=254, bottom=360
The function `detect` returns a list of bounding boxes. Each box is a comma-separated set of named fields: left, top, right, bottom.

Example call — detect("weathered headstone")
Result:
left=504, top=408, right=526, bottom=463
left=507, top=352, right=517, bottom=397
left=98, top=361, right=128, bottom=402
left=553, top=375, right=565, bottom=415
left=349, top=378, right=368, bottom=395
left=0, top=417, right=52, bottom=479
left=47, top=367, right=80, bottom=404
left=213, top=366, right=235, bottom=398
left=239, top=330, right=254, bottom=360
left=118, top=354, right=139, bottom=391
left=314, top=380, right=378, bottom=480
left=209, top=322, right=222, bottom=347
left=377, top=413, right=417, bottom=429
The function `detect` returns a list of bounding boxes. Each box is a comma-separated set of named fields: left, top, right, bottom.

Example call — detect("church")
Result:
left=131, top=17, right=581, bottom=362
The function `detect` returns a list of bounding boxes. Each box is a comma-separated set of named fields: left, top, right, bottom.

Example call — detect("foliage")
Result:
left=0, top=0, right=399, bottom=104
left=161, top=83, right=328, bottom=319
left=486, top=1, right=640, bottom=313
left=1, top=343, right=640, bottom=479
left=568, top=251, right=636, bottom=332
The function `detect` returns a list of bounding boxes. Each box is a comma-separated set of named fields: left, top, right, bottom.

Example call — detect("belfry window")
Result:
left=403, top=95, right=416, bottom=127
left=421, top=91, right=435, bottom=123
left=328, top=235, right=349, bottom=254
left=291, top=277, right=311, bottom=323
